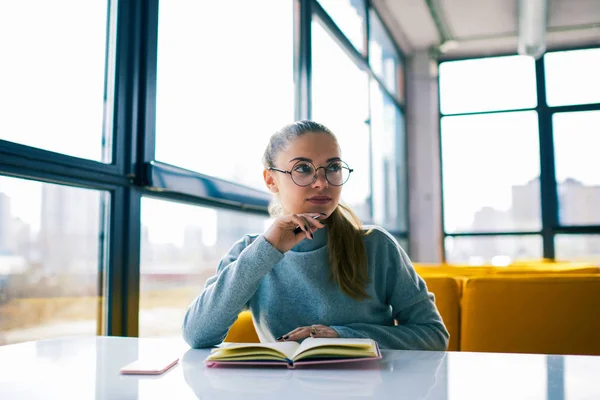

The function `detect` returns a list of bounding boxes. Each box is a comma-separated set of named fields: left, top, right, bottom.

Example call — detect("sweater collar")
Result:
left=290, top=225, right=328, bottom=253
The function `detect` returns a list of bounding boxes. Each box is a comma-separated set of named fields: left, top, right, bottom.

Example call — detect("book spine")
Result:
left=286, top=358, right=294, bottom=369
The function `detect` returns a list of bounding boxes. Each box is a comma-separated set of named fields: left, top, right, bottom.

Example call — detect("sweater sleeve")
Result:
left=331, top=232, right=450, bottom=351
left=182, top=234, right=284, bottom=348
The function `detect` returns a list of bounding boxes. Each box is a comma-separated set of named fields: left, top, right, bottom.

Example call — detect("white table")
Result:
left=1, top=336, right=599, bottom=399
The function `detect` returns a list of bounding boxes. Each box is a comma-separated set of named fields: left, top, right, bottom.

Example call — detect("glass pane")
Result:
left=155, top=0, right=294, bottom=191
left=369, top=9, right=402, bottom=99
left=441, top=111, right=541, bottom=233
left=0, top=176, right=108, bottom=345
left=439, top=56, right=537, bottom=115
left=370, top=80, right=406, bottom=230
left=312, top=20, right=371, bottom=222
left=555, top=235, right=600, bottom=265
left=0, top=1, right=113, bottom=162
left=554, top=111, right=600, bottom=226
left=445, top=235, right=543, bottom=265
left=317, top=0, right=366, bottom=53
left=544, top=48, right=600, bottom=107
left=139, top=198, right=270, bottom=337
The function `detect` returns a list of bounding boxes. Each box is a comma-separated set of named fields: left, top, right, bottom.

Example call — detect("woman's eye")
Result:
left=327, top=164, right=342, bottom=172
left=294, top=164, right=313, bottom=174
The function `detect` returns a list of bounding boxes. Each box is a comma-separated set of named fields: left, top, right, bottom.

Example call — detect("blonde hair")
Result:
left=263, top=121, right=370, bottom=300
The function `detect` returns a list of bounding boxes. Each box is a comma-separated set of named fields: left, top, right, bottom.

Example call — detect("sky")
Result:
left=0, top=1, right=599, bottom=243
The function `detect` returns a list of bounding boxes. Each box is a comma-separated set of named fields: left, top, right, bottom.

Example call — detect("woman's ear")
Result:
left=263, top=169, right=279, bottom=193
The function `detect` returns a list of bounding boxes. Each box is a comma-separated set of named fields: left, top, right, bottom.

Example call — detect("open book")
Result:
left=205, top=338, right=381, bottom=369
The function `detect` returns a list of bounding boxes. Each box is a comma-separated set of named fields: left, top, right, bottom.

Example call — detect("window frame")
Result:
left=438, top=46, right=600, bottom=262
left=0, top=0, right=409, bottom=339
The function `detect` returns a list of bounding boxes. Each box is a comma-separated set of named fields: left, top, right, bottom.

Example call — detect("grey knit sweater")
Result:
left=182, top=225, right=449, bottom=350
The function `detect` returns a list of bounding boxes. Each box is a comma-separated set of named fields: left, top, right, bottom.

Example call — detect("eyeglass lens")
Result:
left=290, top=161, right=350, bottom=186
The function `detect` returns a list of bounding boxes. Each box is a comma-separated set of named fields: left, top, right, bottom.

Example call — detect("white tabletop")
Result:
left=1, top=336, right=599, bottom=399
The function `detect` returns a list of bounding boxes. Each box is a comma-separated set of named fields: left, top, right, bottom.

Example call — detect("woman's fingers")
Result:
left=265, top=213, right=326, bottom=253
left=301, top=214, right=326, bottom=231
left=289, top=214, right=325, bottom=239
left=277, top=326, right=312, bottom=341
left=277, top=324, right=339, bottom=341
left=277, top=327, right=304, bottom=341
left=310, top=325, right=339, bottom=338
left=289, top=215, right=313, bottom=239
left=286, top=328, right=312, bottom=341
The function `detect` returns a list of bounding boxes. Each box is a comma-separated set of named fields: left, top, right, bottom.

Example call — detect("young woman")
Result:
left=183, top=120, right=449, bottom=350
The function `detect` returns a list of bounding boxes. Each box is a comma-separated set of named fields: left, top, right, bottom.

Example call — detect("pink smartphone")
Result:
left=120, top=357, right=179, bottom=375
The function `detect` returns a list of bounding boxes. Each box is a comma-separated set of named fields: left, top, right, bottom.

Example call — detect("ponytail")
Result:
left=327, top=204, right=371, bottom=299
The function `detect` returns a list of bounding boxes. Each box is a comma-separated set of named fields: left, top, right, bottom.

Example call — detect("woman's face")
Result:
left=263, top=132, right=343, bottom=217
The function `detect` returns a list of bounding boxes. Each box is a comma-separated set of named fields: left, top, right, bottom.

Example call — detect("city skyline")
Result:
left=446, top=177, right=600, bottom=264
left=1, top=173, right=599, bottom=271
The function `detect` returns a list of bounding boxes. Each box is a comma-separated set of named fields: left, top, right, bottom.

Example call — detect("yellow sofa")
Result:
left=421, top=276, right=461, bottom=351
left=223, top=278, right=462, bottom=350
left=224, top=264, right=600, bottom=355
left=460, top=274, right=600, bottom=355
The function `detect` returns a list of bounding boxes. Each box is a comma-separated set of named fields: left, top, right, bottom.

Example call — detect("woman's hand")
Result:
left=276, top=325, right=340, bottom=342
left=263, top=213, right=326, bottom=253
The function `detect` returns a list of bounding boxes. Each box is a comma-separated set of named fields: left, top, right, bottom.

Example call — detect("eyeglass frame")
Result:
left=267, top=160, right=354, bottom=187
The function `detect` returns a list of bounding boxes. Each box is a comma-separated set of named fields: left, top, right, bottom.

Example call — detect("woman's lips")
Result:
left=307, top=196, right=331, bottom=204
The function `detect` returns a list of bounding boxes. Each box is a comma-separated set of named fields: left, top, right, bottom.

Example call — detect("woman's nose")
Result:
left=312, top=168, right=329, bottom=188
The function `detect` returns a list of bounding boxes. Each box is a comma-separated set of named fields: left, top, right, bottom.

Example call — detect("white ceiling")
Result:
left=373, top=0, right=600, bottom=58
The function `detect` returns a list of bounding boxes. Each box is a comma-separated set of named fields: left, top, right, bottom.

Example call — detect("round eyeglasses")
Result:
left=268, top=160, right=353, bottom=187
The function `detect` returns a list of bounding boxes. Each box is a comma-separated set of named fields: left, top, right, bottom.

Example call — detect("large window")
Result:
left=441, top=112, right=541, bottom=233
left=155, top=0, right=294, bottom=191
left=139, top=198, right=269, bottom=337
left=317, top=0, right=366, bottom=54
left=0, top=0, right=407, bottom=345
left=0, top=1, right=113, bottom=162
left=553, top=111, right=600, bottom=226
left=369, top=9, right=403, bottom=100
left=555, top=235, right=600, bottom=264
left=0, top=176, right=108, bottom=345
left=440, top=48, right=600, bottom=263
left=445, top=236, right=543, bottom=265
left=312, top=19, right=372, bottom=221
left=544, top=48, right=600, bottom=107
left=439, top=56, right=536, bottom=115
left=370, top=81, right=406, bottom=231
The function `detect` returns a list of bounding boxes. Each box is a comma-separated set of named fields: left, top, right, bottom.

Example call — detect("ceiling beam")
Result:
left=453, top=22, right=600, bottom=43
left=370, top=0, right=414, bottom=54
left=424, top=0, right=454, bottom=43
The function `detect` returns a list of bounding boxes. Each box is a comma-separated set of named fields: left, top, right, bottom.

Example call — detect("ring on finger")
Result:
left=311, top=326, right=318, bottom=335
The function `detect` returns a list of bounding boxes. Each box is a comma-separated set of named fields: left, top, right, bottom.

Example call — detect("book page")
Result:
left=209, top=341, right=299, bottom=361
left=291, top=338, right=376, bottom=360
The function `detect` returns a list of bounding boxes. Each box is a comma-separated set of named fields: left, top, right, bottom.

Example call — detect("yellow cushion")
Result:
left=494, top=266, right=600, bottom=275
left=460, top=274, right=600, bottom=355
left=223, top=311, right=260, bottom=343
left=415, top=264, right=599, bottom=277
left=415, top=265, right=493, bottom=277
left=423, top=276, right=461, bottom=351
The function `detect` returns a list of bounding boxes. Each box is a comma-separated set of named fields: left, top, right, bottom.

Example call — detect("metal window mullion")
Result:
left=105, top=0, right=149, bottom=337
left=535, top=57, right=558, bottom=259
left=136, top=0, right=159, bottom=183
left=364, top=0, right=370, bottom=62
left=105, top=186, right=141, bottom=337
left=445, top=231, right=542, bottom=237
left=295, top=0, right=312, bottom=120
